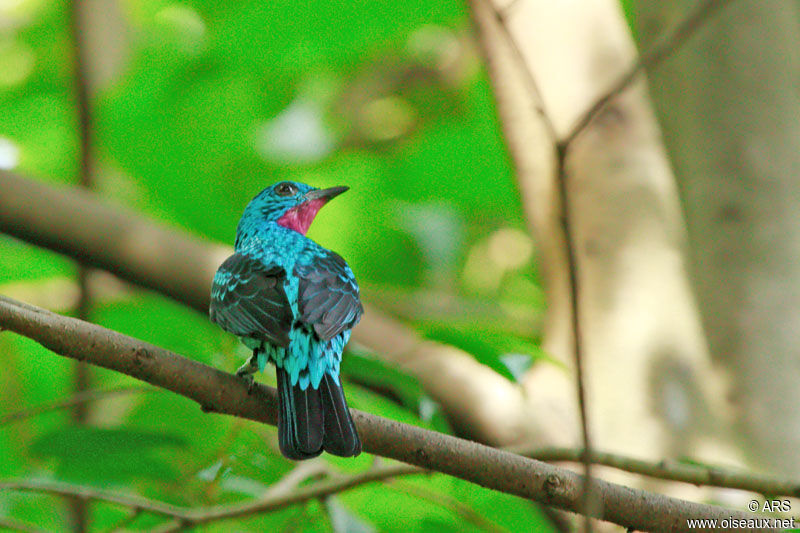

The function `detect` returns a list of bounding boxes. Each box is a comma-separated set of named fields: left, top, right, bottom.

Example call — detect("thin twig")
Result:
left=553, top=142, right=595, bottom=531
left=0, top=479, right=188, bottom=517
left=477, top=0, right=558, bottom=143
left=70, top=0, right=94, bottom=428
left=526, top=447, right=800, bottom=498
left=561, top=0, right=737, bottom=147
left=0, top=386, right=155, bottom=427
left=145, top=463, right=419, bottom=532
left=261, top=461, right=330, bottom=500
left=470, top=2, right=741, bottom=528
left=70, top=0, right=96, bottom=528
left=0, top=465, right=413, bottom=530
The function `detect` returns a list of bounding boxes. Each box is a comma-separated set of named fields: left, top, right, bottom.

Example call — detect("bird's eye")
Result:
left=274, top=182, right=297, bottom=197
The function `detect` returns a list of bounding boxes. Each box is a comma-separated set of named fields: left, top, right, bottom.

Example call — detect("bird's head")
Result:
left=240, top=181, right=348, bottom=237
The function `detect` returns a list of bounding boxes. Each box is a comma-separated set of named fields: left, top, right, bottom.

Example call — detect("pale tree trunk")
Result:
left=638, top=0, right=800, bottom=475
left=469, top=0, right=730, bottom=467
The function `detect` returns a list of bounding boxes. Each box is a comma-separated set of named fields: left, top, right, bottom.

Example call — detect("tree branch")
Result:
left=561, top=0, right=736, bottom=147
left=475, top=0, right=558, bottom=143
left=0, top=171, right=228, bottom=314
left=0, top=479, right=187, bottom=520
left=0, top=295, right=776, bottom=531
left=526, top=447, right=800, bottom=498
left=554, top=139, right=595, bottom=527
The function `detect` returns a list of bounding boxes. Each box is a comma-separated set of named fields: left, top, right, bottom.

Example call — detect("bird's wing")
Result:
left=295, top=251, right=363, bottom=341
left=210, top=253, right=292, bottom=347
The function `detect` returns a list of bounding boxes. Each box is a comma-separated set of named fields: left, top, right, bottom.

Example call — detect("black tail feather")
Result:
left=320, top=373, right=361, bottom=457
left=276, top=369, right=361, bottom=460
left=277, top=368, right=323, bottom=460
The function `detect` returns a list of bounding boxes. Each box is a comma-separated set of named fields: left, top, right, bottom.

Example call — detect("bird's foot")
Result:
left=236, top=350, right=260, bottom=394
left=235, top=367, right=257, bottom=394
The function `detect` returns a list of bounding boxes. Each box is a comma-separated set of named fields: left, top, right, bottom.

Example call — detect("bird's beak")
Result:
left=304, top=186, right=349, bottom=202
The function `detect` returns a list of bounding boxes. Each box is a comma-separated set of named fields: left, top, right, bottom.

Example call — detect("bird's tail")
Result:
left=276, top=368, right=361, bottom=460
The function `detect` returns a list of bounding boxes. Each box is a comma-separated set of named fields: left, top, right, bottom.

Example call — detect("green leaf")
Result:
left=29, top=426, right=187, bottom=485
left=0, top=236, right=75, bottom=284
left=342, top=351, right=451, bottom=433
left=419, top=324, right=546, bottom=381
left=92, top=293, right=222, bottom=363
left=342, top=351, right=425, bottom=411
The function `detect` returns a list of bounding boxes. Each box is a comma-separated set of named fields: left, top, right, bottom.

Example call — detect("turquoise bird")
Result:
left=210, top=181, right=362, bottom=459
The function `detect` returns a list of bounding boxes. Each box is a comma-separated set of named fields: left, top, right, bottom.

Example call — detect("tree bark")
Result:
left=638, top=0, right=800, bottom=475
left=469, top=0, right=725, bottom=463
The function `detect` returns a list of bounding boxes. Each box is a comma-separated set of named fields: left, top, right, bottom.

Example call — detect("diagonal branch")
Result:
left=475, top=0, right=558, bottom=143
left=0, top=295, right=773, bottom=531
left=0, top=479, right=187, bottom=520
left=561, top=0, right=737, bottom=147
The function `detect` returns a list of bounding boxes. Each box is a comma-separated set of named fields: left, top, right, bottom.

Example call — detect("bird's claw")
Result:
left=235, top=368, right=257, bottom=394
left=235, top=351, right=260, bottom=394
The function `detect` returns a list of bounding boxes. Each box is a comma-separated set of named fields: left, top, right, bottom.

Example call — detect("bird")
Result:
left=209, top=181, right=363, bottom=460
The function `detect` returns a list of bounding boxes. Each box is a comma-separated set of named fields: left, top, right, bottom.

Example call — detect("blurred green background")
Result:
left=0, top=0, right=553, bottom=531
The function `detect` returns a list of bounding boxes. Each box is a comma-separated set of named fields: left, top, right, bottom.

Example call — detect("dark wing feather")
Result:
left=210, top=253, right=292, bottom=347
left=295, top=251, right=363, bottom=341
